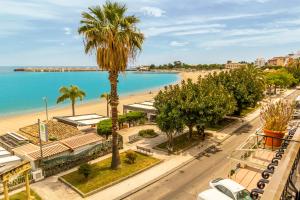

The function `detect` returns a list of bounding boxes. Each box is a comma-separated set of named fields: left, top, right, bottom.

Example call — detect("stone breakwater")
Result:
left=14, top=67, right=100, bottom=72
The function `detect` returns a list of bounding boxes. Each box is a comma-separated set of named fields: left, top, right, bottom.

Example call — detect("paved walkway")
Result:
left=3, top=89, right=295, bottom=200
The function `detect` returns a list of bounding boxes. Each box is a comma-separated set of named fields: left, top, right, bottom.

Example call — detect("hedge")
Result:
left=97, top=112, right=146, bottom=137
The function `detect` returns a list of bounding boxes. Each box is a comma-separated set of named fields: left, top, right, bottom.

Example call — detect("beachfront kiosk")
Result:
left=123, top=100, right=157, bottom=122
left=54, top=114, right=109, bottom=129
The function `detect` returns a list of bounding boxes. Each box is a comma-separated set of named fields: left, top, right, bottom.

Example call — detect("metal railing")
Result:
left=250, top=128, right=298, bottom=199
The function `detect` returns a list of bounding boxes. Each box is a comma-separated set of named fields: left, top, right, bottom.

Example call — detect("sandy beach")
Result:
left=0, top=70, right=218, bottom=133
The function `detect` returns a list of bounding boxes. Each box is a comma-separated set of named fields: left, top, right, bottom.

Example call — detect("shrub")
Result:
left=125, top=150, right=137, bottom=164
left=126, top=111, right=146, bottom=126
left=118, top=114, right=127, bottom=129
left=260, top=100, right=294, bottom=131
left=78, top=163, right=92, bottom=179
left=97, top=119, right=112, bottom=139
left=138, top=129, right=158, bottom=138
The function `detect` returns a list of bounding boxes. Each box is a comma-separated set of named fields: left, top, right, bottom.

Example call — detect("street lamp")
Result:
left=42, top=97, right=48, bottom=121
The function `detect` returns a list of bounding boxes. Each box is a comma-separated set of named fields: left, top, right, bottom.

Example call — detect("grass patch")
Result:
left=1, top=189, right=42, bottom=200
left=61, top=151, right=160, bottom=194
left=207, top=118, right=237, bottom=131
left=156, top=133, right=199, bottom=152
left=138, top=129, right=158, bottom=138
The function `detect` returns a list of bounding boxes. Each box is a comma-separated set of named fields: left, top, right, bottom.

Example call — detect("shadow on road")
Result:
left=195, top=146, right=222, bottom=159
left=233, top=123, right=254, bottom=135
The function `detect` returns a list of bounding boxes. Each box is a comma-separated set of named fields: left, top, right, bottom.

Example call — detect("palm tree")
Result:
left=101, top=93, right=111, bottom=117
left=78, top=1, right=144, bottom=169
left=56, top=85, right=86, bottom=116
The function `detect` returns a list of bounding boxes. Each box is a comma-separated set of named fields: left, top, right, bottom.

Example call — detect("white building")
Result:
left=254, top=58, right=266, bottom=67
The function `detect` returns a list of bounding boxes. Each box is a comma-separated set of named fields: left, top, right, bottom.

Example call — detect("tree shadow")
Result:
left=195, top=146, right=222, bottom=159
left=233, top=123, right=254, bottom=135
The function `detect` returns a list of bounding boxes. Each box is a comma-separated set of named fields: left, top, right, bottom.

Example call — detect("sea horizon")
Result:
left=0, top=67, right=179, bottom=117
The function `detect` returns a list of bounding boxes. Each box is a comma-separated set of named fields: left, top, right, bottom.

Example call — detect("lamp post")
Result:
left=42, top=97, right=48, bottom=121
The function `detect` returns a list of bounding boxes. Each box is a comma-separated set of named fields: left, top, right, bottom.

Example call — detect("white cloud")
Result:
left=140, top=6, right=166, bottom=17
left=200, top=28, right=300, bottom=48
left=0, top=0, right=59, bottom=19
left=64, top=27, right=72, bottom=35
left=216, top=0, right=271, bottom=4
left=173, top=29, right=221, bottom=36
left=170, top=41, right=189, bottom=47
left=144, top=24, right=225, bottom=37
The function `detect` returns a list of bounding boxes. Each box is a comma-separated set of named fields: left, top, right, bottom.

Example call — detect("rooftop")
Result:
left=123, top=100, right=157, bottom=113
left=54, top=114, right=109, bottom=127
left=18, top=120, right=82, bottom=145
left=26, top=143, right=70, bottom=160
left=60, top=133, right=103, bottom=150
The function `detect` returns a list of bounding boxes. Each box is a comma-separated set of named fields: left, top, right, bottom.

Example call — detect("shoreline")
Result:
left=0, top=70, right=214, bottom=133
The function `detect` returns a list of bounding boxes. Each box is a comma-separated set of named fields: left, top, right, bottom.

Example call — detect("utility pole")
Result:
left=43, top=97, right=48, bottom=121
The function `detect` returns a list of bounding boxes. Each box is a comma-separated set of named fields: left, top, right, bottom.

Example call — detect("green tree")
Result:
left=287, top=58, right=300, bottom=81
left=213, top=66, right=265, bottom=115
left=97, top=119, right=112, bottom=139
left=177, top=79, right=201, bottom=139
left=56, top=85, right=86, bottom=116
left=265, top=69, right=297, bottom=94
left=101, top=93, right=111, bottom=117
left=154, top=85, right=184, bottom=153
left=196, top=75, right=236, bottom=128
left=79, top=2, right=144, bottom=169
left=78, top=163, right=92, bottom=179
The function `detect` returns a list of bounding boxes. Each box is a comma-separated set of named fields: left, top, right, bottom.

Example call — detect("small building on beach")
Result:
left=123, top=100, right=157, bottom=122
left=54, top=114, right=109, bottom=129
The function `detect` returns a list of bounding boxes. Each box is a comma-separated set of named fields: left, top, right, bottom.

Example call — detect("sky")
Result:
left=0, top=0, right=300, bottom=67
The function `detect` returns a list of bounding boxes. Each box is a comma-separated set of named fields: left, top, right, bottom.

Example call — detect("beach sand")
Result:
left=0, top=70, right=218, bottom=133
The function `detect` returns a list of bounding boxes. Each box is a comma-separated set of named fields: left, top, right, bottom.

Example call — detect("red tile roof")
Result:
left=60, top=133, right=103, bottom=150
left=27, top=143, right=70, bottom=160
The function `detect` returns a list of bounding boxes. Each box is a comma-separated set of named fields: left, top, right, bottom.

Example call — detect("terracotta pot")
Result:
left=263, top=129, right=285, bottom=147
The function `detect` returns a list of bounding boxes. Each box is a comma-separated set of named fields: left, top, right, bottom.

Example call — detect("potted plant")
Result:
left=260, top=99, right=294, bottom=147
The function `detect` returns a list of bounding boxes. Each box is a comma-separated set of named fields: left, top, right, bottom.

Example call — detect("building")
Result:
left=254, top=58, right=266, bottom=67
left=225, top=60, right=247, bottom=68
left=267, top=56, right=286, bottom=66
left=54, top=114, right=109, bottom=129
left=123, top=100, right=157, bottom=122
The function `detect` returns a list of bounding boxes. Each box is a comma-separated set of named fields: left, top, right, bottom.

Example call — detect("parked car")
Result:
left=197, top=188, right=232, bottom=200
left=209, top=178, right=252, bottom=200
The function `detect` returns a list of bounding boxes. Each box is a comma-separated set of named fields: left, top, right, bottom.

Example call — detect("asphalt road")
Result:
left=125, top=90, right=300, bottom=200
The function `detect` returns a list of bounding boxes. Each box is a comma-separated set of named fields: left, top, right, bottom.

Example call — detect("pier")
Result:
left=14, top=67, right=100, bottom=72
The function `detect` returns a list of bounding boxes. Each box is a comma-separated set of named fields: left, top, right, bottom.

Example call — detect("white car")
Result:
left=209, top=178, right=252, bottom=200
left=197, top=188, right=232, bottom=200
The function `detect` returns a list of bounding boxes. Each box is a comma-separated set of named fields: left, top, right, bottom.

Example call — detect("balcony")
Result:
left=228, top=121, right=300, bottom=199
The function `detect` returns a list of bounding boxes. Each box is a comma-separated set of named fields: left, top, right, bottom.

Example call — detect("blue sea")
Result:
left=0, top=67, right=179, bottom=116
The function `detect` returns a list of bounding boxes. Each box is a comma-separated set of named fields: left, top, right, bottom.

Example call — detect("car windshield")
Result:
left=236, top=189, right=252, bottom=200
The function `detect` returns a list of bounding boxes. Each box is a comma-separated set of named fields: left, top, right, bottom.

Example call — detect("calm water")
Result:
left=0, top=67, right=179, bottom=116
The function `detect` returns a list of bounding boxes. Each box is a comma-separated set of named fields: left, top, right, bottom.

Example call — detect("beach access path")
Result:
left=17, top=89, right=295, bottom=200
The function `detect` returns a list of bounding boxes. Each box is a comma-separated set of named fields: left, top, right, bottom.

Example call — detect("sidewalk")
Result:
left=9, top=89, right=297, bottom=200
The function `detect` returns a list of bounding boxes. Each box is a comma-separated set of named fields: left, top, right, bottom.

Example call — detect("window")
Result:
left=236, top=189, right=252, bottom=200
left=215, top=185, right=235, bottom=199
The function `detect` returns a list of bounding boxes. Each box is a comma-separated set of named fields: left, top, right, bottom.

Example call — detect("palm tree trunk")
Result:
left=106, top=99, right=109, bottom=117
left=72, top=101, right=75, bottom=116
left=109, top=72, right=121, bottom=169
